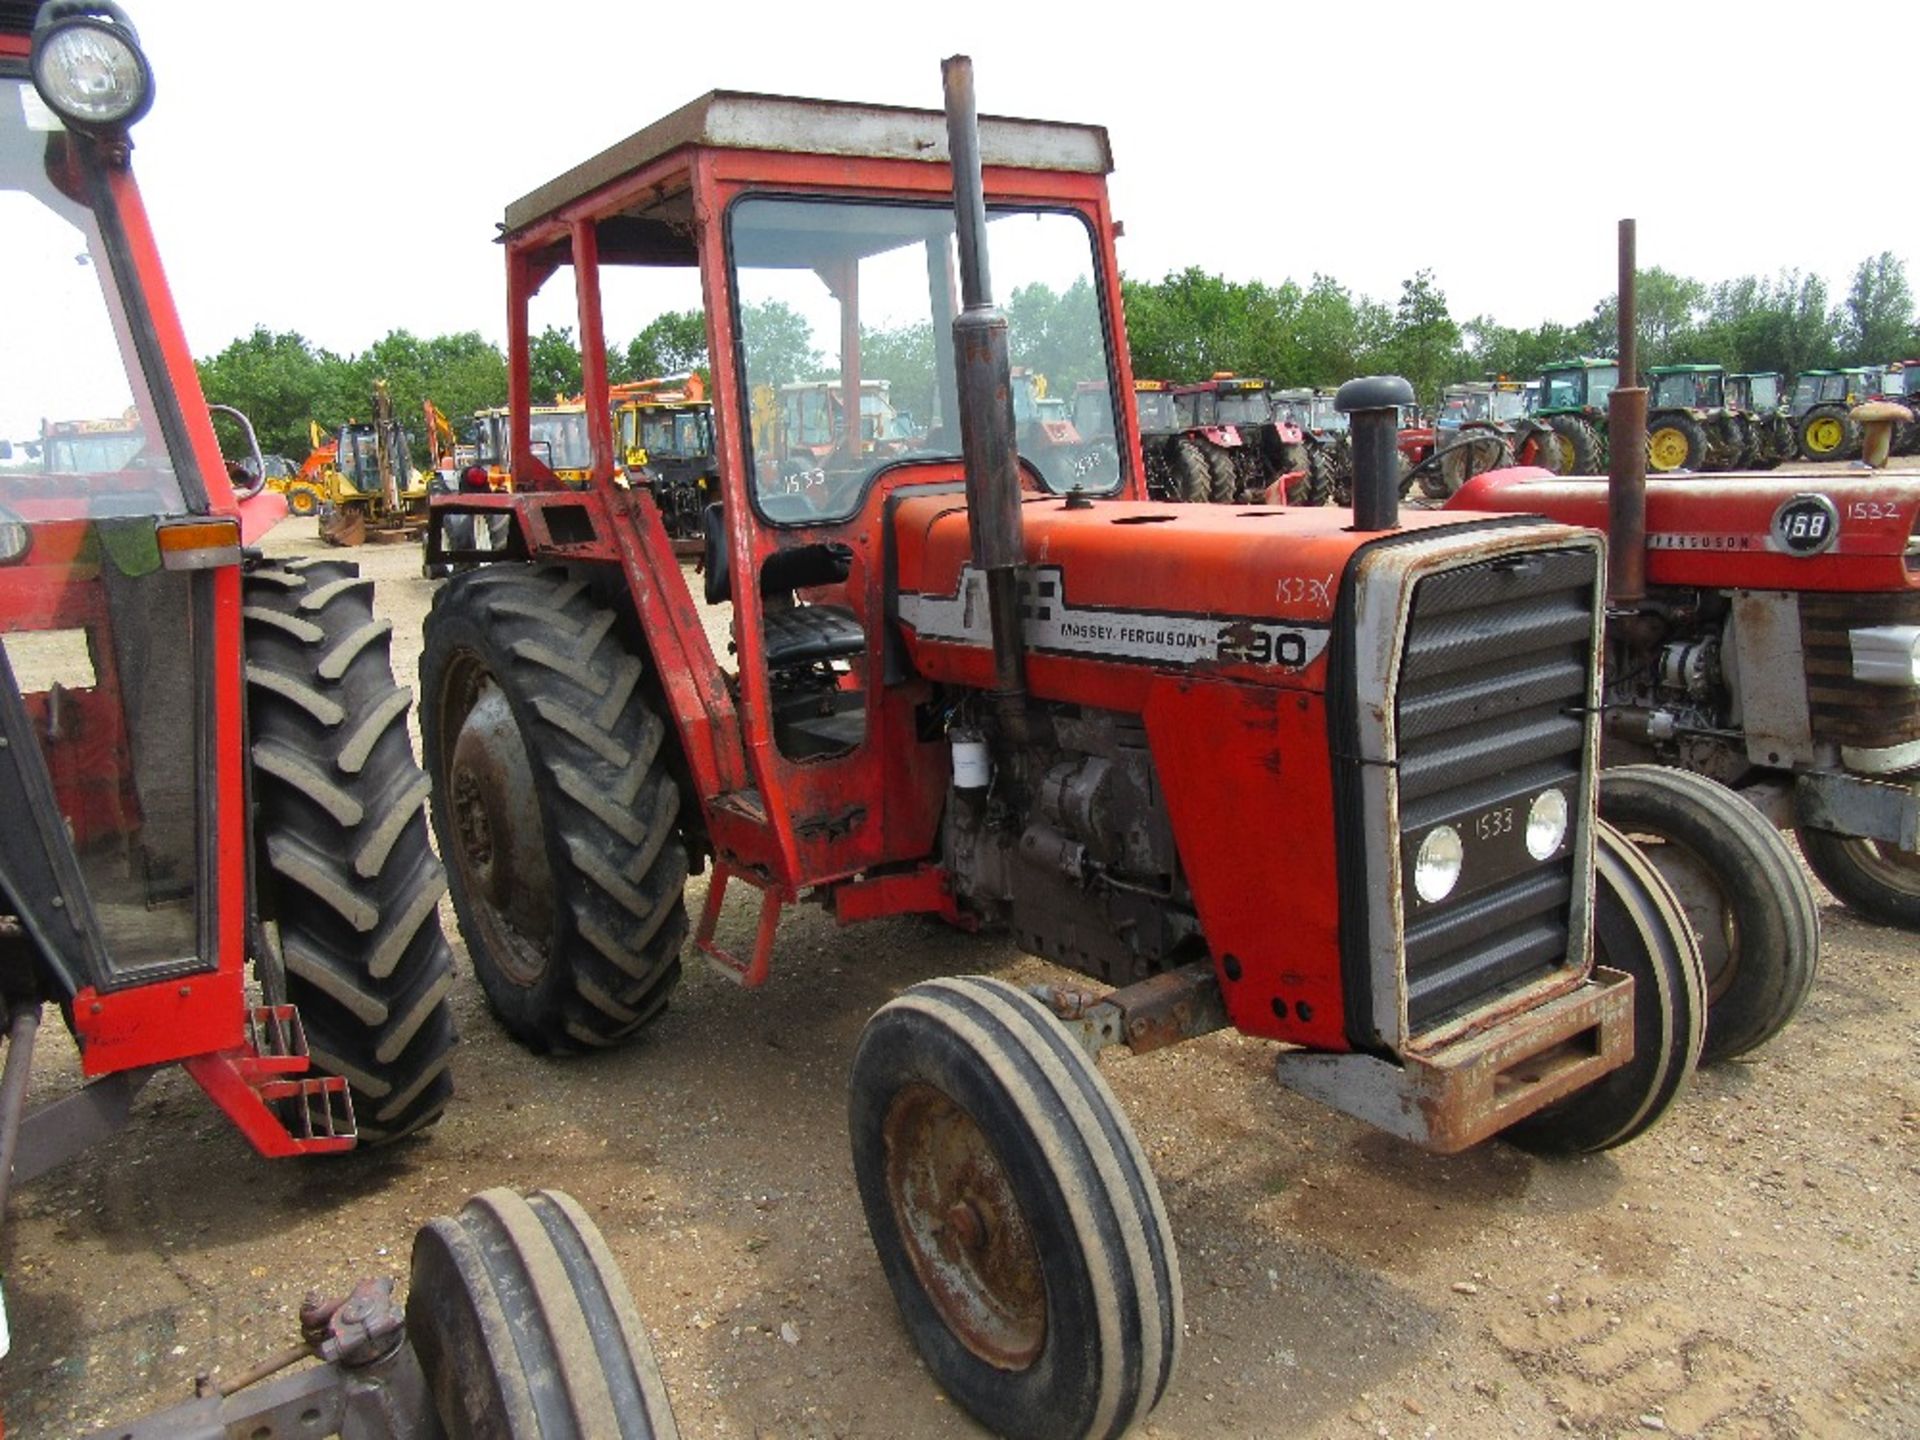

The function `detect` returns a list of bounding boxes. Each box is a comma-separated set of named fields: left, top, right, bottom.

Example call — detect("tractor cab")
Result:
left=1, top=4, right=463, bottom=1179
left=1536, top=358, right=1618, bottom=418
left=1727, top=371, right=1783, bottom=413
left=1647, top=364, right=1725, bottom=413
left=613, top=374, right=718, bottom=548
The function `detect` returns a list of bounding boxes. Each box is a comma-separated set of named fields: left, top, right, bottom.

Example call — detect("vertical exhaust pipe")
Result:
left=1608, top=219, right=1648, bottom=606
left=1335, top=375, right=1414, bottom=531
left=942, top=55, right=1029, bottom=743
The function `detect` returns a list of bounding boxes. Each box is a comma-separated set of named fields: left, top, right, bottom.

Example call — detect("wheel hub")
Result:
left=446, top=679, right=556, bottom=987
left=883, top=1082, right=1045, bottom=1371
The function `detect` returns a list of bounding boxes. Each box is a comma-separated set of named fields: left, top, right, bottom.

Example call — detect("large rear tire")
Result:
left=1798, top=815, right=1920, bottom=930
left=1439, top=431, right=1514, bottom=495
left=1503, top=823, right=1705, bottom=1154
left=850, top=976, right=1182, bottom=1440
left=1544, top=414, right=1604, bottom=475
left=1647, top=413, right=1708, bottom=473
left=244, top=559, right=457, bottom=1142
left=1169, top=439, right=1211, bottom=503
left=420, top=565, right=688, bottom=1054
left=1599, top=766, right=1818, bottom=1063
left=408, top=1187, right=680, bottom=1439
left=1796, top=406, right=1858, bottom=461
left=1201, top=443, right=1238, bottom=504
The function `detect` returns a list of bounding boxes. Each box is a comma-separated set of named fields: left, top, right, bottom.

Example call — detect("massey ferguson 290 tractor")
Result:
left=419, top=60, right=1742, bottom=1437
left=3, top=8, right=677, bottom=1437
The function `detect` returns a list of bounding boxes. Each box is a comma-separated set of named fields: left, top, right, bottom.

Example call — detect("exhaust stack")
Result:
left=1607, top=219, right=1648, bottom=606
left=1335, top=375, right=1415, bottom=531
left=942, top=55, right=1029, bottom=739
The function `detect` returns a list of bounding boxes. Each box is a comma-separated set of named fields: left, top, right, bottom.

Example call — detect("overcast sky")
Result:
left=122, top=0, right=1916, bottom=361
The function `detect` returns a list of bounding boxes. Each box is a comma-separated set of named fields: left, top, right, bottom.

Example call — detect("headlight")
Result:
left=1850, top=625, right=1920, bottom=687
left=0, top=509, right=31, bottom=566
left=1526, top=789, right=1570, bottom=861
left=31, top=9, right=155, bottom=132
left=1413, top=825, right=1463, bottom=904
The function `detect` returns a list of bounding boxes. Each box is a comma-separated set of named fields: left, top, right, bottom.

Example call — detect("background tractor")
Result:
left=421, top=61, right=1719, bottom=1438
left=1726, top=371, right=1798, bottom=467
left=1418, top=379, right=1562, bottom=497
left=3, top=11, right=681, bottom=1439
left=1271, top=384, right=1354, bottom=500
left=1532, top=356, right=1618, bottom=475
left=1789, top=367, right=1883, bottom=460
left=1644, top=363, right=1751, bottom=473
left=1129, top=376, right=1213, bottom=500
left=303, top=381, right=433, bottom=545
left=614, top=372, right=719, bottom=554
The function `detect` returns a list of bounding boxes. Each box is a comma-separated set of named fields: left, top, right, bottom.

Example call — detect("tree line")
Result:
left=198, top=252, right=1917, bottom=464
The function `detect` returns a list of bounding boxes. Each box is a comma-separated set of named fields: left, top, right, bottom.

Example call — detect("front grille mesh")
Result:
left=1802, top=590, right=1920, bottom=751
left=1396, top=548, right=1598, bottom=1032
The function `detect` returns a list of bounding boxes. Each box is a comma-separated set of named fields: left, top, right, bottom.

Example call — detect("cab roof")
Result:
left=505, top=88, right=1113, bottom=236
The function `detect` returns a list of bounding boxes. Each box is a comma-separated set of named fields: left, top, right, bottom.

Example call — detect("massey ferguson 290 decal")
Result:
left=897, top=564, right=1331, bottom=671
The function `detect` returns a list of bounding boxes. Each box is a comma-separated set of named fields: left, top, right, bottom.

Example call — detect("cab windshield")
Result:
left=634, top=409, right=712, bottom=458
left=1490, top=389, right=1529, bottom=422
left=1, top=77, right=187, bottom=519
left=731, top=197, right=1121, bottom=522
left=529, top=410, right=592, bottom=471
left=1215, top=392, right=1268, bottom=424
left=1135, top=391, right=1177, bottom=433
left=1652, top=372, right=1721, bottom=408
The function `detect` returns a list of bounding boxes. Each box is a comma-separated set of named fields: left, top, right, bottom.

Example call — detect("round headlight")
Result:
left=31, top=15, right=154, bottom=131
left=0, top=511, right=32, bottom=566
left=1414, top=825, right=1463, bottom=904
left=1526, top=789, right=1570, bottom=861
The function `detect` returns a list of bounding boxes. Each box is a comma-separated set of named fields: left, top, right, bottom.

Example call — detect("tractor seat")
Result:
left=761, top=604, right=867, bottom=668
left=701, top=503, right=865, bottom=669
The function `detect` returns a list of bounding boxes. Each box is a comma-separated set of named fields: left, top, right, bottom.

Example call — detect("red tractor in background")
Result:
left=418, top=60, right=1774, bottom=1438
left=2, top=9, right=675, bottom=1436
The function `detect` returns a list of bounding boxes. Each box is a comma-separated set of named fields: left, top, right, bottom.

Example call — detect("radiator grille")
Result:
left=1395, top=547, right=1598, bottom=1032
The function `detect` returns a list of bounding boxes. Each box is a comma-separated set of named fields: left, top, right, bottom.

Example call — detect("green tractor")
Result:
left=1530, top=356, right=1617, bottom=474
left=1644, top=364, right=1752, bottom=473
left=1790, top=367, right=1884, bottom=461
left=1725, top=371, right=1797, bottom=468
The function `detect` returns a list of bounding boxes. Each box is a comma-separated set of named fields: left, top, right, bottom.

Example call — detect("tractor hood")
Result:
left=1447, top=469, right=1920, bottom=593
left=891, top=493, right=1587, bottom=703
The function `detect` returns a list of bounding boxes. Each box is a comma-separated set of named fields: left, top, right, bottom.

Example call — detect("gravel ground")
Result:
left=3, top=514, right=1917, bottom=1440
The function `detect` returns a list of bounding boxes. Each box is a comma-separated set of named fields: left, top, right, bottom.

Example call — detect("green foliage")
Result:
left=738, top=299, right=825, bottom=392
left=623, top=310, right=709, bottom=381
left=527, top=325, right=584, bottom=407
left=1840, top=253, right=1914, bottom=364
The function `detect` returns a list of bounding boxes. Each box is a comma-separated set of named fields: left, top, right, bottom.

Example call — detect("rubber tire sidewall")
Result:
left=1798, top=822, right=1920, bottom=930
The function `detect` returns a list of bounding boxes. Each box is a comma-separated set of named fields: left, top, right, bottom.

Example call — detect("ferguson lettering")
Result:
left=898, top=564, right=1331, bottom=672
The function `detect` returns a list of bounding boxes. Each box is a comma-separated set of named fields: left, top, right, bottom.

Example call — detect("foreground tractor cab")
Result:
left=422, top=61, right=1715, bottom=1437
left=2, top=10, right=676, bottom=1437
left=1532, top=357, right=1618, bottom=474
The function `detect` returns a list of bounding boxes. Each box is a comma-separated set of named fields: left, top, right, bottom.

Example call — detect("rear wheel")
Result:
left=1600, top=766, right=1818, bottom=1063
left=1544, top=414, right=1603, bottom=474
left=1797, top=406, right=1858, bottom=461
left=1798, top=816, right=1920, bottom=929
left=286, top=484, right=320, bottom=518
left=244, top=560, right=456, bottom=1143
left=420, top=565, right=689, bottom=1054
left=1201, top=443, right=1239, bottom=504
left=1511, top=425, right=1562, bottom=472
left=850, top=976, right=1182, bottom=1440
left=1503, top=822, right=1705, bottom=1154
left=1169, top=439, right=1211, bottom=503
left=1438, top=431, right=1514, bottom=495
left=1647, top=413, right=1708, bottom=472
left=409, top=1188, right=679, bottom=1438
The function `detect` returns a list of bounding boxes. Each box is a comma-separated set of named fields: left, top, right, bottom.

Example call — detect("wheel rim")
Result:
left=290, top=488, right=316, bottom=516
left=1648, top=427, right=1689, bottom=471
left=882, top=1082, right=1045, bottom=1371
left=1615, top=831, right=1739, bottom=1003
left=1824, top=837, right=1920, bottom=897
left=439, top=659, right=556, bottom=987
left=1806, top=416, right=1842, bottom=454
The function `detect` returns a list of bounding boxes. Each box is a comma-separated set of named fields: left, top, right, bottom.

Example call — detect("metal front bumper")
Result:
left=1271, top=967, right=1636, bottom=1154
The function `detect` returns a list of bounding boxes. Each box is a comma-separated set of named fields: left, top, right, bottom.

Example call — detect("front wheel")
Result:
left=1503, top=822, right=1705, bottom=1155
left=850, top=976, right=1182, bottom=1440
left=420, top=565, right=689, bottom=1053
left=1798, top=819, right=1920, bottom=929
left=1600, top=766, right=1818, bottom=1063
left=409, top=1188, right=680, bottom=1438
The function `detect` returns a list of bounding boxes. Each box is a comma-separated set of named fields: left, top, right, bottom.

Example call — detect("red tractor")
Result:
left=420, top=60, right=1753, bottom=1437
left=2, top=9, right=676, bottom=1437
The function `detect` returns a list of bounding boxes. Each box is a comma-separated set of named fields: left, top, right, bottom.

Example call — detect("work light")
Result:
left=30, top=4, right=154, bottom=133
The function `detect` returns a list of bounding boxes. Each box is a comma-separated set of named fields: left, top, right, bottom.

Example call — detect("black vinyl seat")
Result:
left=702, top=503, right=866, bottom=669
